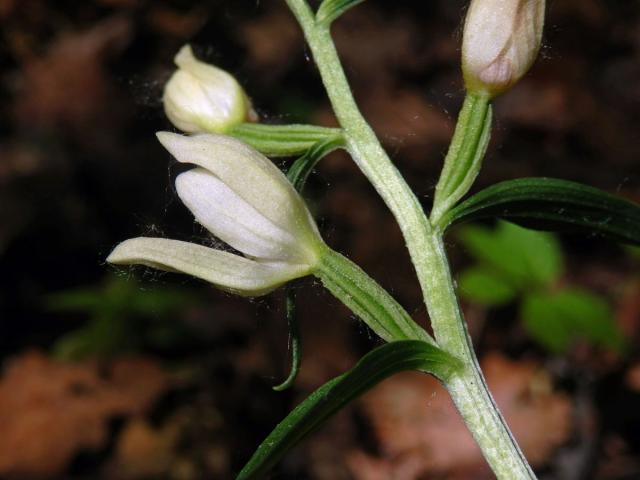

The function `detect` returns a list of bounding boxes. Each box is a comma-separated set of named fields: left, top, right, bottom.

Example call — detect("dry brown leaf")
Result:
left=238, top=7, right=302, bottom=77
left=109, top=417, right=181, bottom=479
left=0, top=0, right=16, bottom=19
left=13, top=16, right=131, bottom=130
left=331, top=8, right=425, bottom=85
left=496, top=81, right=574, bottom=131
left=0, top=350, right=171, bottom=477
left=625, top=364, right=640, bottom=392
left=97, top=0, right=140, bottom=8
left=617, top=280, right=640, bottom=340
left=360, top=88, right=452, bottom=162
left=348, top=353, right=572, bottom=479
left=146, top=5, right=207, bottom=38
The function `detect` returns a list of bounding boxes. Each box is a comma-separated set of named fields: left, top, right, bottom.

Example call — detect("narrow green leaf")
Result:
left=229, top=123, right=344, bottom=157
left=458, top=267, right=518, bottom=307
left=287, top=135, right=345, bottom=190
left=521, top=289, right=625, bottom=353
left=441, top=177, right=640, bottom=246
left=272, top=291, right=301, bottom=392
left=316, top=0, right=366, bottom=26
left=236, top=340, right=461, bottom=480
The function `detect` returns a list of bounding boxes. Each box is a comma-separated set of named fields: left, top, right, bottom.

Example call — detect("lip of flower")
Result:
left=162, top=45, right=255, bottom=134
left=107, top=133, right=323, bottom=296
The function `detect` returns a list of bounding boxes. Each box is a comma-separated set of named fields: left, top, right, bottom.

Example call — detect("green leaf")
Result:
left=272, top=291, right=301, bottom=392
left=49, top=276, right=199, bottom=359
left=500, top=222, right=563, bottom=287
left=441, top=177, right=640, bottom=246
left=53, top=314, right=135, bottom=360
left=458, top=267, right=518, bottom=306
left=316, top=0, right=366, bottom=26
left=236, top=340, right=460, bottom=480
left=47, top=288, right=105, bottom=312
left=287, top=135, right=345, bottom=191
left=457, top=222, right=563, bottom=289
left=228, top=123, right=343, bottom=157
left=521, top=289, right=625, bottom=353
left=626, top=245, right=640, bottom=260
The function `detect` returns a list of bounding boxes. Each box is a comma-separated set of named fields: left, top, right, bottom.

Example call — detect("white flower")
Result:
left=107, top=133, right=323, bottom=296
left=462, top=0, right=545, bottom=97
left=162, top=45, right=255, bottom=134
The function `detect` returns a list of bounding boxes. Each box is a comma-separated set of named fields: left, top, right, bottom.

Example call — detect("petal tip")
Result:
left=106, top=238, right=147, bottom=265
left=156, top=130, right=177, bottom=145
left=174, top=44, right=194, bottom=66
left=106, top=243, right=127, bottom=265
left=156, top=131, right=190, bottom=159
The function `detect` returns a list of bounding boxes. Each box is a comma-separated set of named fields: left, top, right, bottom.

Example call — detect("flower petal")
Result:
left=156, top=132, right=319, bottom=246
left=176, top=168, right=303, bottom=262
left=106, top=237, right=312, bottom=296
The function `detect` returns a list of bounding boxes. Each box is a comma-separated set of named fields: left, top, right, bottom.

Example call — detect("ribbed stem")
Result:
left=284, top=1, right=536, bottom=478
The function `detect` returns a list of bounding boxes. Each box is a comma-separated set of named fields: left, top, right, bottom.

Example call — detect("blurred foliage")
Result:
left=457, top=221, right=625, bottom=354
left=47, top=275, right=201, bottom=360
left=627, top=245, right=640, bottom=261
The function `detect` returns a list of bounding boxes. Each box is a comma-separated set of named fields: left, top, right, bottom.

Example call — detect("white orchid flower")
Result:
left=162, top=45, right=256, bottom=134
left=107, top=133, right=323, bottom=296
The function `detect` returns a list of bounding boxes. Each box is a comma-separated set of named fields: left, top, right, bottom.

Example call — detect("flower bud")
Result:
left=462, top=0, right=545, bottom=97
left=162, top=45, right=255, bottom=133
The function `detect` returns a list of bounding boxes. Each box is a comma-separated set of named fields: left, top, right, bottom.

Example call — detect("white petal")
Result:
left=176, top=168, right=303, bottom=262
left=156, top=132, right=319, bottom=247
left=106, top=237, right=311, bottom=296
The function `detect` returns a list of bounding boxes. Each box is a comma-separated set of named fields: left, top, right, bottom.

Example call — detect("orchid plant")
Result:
left=108, top=0, right=640, bottom=478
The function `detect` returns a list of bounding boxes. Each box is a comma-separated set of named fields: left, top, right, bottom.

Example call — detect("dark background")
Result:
left=1, top=0, right=639, bottom=478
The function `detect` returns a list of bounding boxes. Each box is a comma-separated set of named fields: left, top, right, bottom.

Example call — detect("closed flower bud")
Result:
left=462, top=0, right=545, bottom=97
left=108, top=133, right=323, bottom=296
left=162, top=45, right=256, bottom=134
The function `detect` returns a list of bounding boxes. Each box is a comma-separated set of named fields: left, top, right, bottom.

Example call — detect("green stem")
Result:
left=284, top=1, right=536, bottom=478
left=316, top=246, right=433, bottom=344
left=422, top=233, right=535, bottom=478
left=285, top=0, right=435, bottom=305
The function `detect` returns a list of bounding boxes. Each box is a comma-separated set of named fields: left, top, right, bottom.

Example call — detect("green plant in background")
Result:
left=48, top=275, right=199, bottom=360
left=457, top=221, right=625, bottom=353
left=105, top=0, right=640, bottom=478
left=628, top=245, right=640, bottom=261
